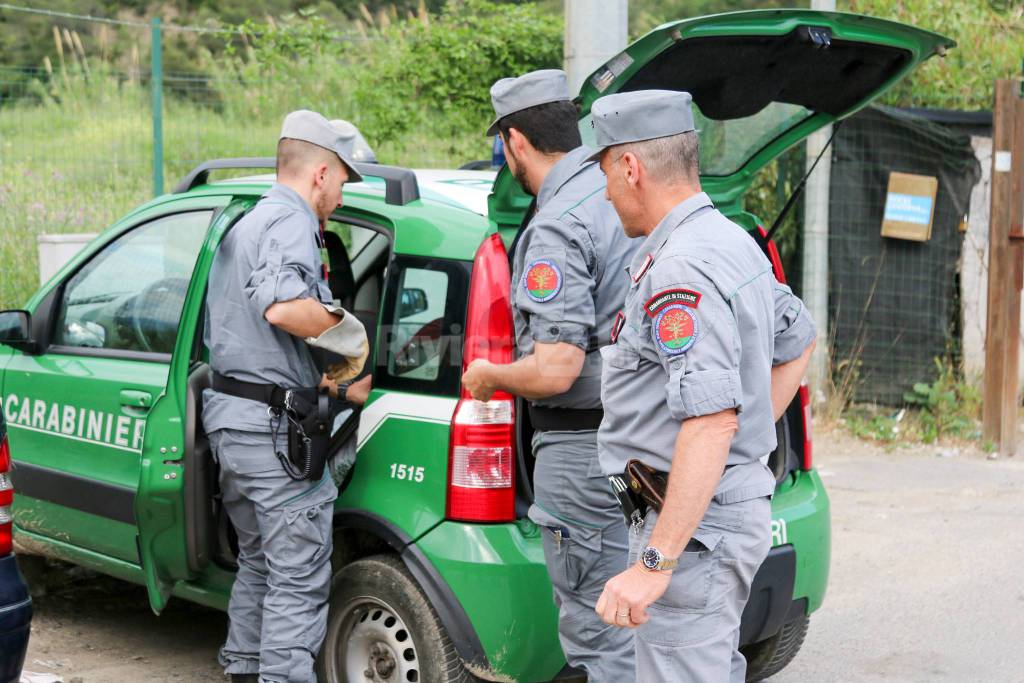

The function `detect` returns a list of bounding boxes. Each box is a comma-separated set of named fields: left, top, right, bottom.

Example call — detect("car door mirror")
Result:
left=0, top=310, right=34, bottom=351
left=399, top=288, right=428, bottom=318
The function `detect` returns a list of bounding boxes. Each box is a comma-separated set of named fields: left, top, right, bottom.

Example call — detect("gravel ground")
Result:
left=15, top=429, right=1024, bottom=682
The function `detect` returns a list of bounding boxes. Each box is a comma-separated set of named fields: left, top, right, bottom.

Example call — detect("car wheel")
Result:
left=742, top=613, right=809, bottom=682
left=317, top=554, right=476, bottom=683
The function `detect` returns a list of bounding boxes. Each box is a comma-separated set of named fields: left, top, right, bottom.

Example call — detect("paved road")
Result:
left=773, top=433, right=1024, bottom=682
left=17, top=431, right=1024, bottom=682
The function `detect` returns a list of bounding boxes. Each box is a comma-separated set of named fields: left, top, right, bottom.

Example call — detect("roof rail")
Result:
left=172, top=157, right=420, bottom=206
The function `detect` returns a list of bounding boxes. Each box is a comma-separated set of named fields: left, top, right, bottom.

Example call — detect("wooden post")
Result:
left=982, top=78, right=1024, bottom=455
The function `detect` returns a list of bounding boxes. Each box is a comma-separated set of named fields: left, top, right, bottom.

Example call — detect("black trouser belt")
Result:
left=212, top=371, right=304, bottom=412
left=528, top=404, right=604, bottom=432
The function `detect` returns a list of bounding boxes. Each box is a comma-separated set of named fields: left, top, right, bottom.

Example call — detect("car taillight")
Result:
left=447, top=233, right=516, bottom=523
left=799, top=383, right=812, bottom=471
left=756, top=224, right=787, bottom=284
left=0, top=436, right=13, bottom=555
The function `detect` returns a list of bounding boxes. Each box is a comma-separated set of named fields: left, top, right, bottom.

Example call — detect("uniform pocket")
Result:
left=700, top=501, right=746, bottom=531
left=278, top=475, right=337, bottom=567
left=657, top=528, right=722, bottom=613
left=215, top=429, right=283, bottom=474
left=542, top=524, right=602, bottom=594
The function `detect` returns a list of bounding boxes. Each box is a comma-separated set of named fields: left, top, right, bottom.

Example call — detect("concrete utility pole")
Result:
left=564, top=0, right=628, bottom=96
left=802, top=0, right=835, bottom=403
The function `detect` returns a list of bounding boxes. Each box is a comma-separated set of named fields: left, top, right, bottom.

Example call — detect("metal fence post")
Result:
left=151, top=17, right=164, bottom=196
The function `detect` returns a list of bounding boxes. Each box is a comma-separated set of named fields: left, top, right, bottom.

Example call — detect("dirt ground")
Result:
left=15, top=428, right=1024, bottom=682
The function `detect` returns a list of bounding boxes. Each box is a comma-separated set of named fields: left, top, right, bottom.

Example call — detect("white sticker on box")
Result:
left=995, top=151, right=1012, bottom=172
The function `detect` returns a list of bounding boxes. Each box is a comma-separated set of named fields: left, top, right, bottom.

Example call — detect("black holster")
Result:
left=210, top=372, right=338, bottom=481
left=283, top=389, right=333, bottom=482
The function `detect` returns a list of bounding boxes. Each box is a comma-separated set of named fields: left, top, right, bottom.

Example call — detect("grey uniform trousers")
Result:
left=210, top=429, right=338, bottom=683
left=528, top=429, right=635, bottom=682
left=629, top=497, right=771, bottom=682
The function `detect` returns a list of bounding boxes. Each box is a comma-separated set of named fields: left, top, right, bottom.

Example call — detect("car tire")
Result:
left=317, top=554, right=477, bottom=683
left=742, top=613, right=810, bottom=682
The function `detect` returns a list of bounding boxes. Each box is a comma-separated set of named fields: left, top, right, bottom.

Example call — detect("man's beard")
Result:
left=508, top=150, right=533, bottom=196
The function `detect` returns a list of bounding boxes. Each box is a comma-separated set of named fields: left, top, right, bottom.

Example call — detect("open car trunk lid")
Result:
left=490, top=9, right=953, bottom=227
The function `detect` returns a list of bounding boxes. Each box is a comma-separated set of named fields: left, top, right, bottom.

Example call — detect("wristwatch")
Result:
left=640, top=545, right=678, bottom=572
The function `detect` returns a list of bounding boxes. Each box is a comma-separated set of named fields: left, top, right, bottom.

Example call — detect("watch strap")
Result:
left=657, top=556, right=678, bottom=571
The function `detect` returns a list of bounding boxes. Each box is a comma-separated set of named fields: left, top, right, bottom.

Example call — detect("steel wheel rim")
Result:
left=326, top=596, right=420, bottom=683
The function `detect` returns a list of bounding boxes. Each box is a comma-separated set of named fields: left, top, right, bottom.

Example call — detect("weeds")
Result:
left=838, top=357, right=982, bottom=447
left=902, top=357, right=982, bottom=443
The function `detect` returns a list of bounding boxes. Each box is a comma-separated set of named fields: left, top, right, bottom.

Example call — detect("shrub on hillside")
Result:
left=218, top=0, right=562, bottom=160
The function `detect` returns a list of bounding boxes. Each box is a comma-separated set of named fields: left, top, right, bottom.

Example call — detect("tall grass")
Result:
left=0, top=1, right=560, bottom=308
left=0, top=64, right=489, bottom=310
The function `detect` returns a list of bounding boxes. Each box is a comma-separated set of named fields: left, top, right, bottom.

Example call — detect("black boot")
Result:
left=230, top=675, right=258, bottom=683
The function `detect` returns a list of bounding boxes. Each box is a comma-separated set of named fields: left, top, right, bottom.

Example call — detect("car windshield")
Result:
left=579, top=101, right=813, bottom=177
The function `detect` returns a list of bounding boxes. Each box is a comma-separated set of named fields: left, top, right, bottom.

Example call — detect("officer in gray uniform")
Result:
left=589, top=90, right=817, bottom=681
left=460, top=70, right=638, bottom=680
left=202, top=109, right=371, bottom=683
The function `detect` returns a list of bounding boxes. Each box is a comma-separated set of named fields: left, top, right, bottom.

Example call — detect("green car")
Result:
left=0, top=10, right=950, bottom=683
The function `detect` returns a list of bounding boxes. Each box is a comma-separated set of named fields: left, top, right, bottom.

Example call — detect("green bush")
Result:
left=218, top=0, right=562, bottom=163
left=0, top=1, right=563, bottom=309
left=842, top=0, right=1024, bottom=110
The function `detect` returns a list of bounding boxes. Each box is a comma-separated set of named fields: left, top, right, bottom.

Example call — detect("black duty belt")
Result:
left=608, top=463, right=739, bottom=533
left=213, top=371, right=337, bottom=482
left=528, top=404, right=604, bottom=432
left=212, top=371, right=313, bottom=414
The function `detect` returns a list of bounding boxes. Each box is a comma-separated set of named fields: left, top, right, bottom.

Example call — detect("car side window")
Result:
left=388, top=267, right=451, bottom=381
left=54, top=211, right=212, bottom=356
left=375, top=256, right=468, bottom=396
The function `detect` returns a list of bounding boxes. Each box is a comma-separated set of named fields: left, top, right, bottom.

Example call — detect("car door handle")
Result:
left=120, top=389, right=153, bottom=409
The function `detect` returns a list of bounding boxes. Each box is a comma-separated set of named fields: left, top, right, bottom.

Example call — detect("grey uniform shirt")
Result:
left=202, top=184, right=332, bottom=433
left=511, top=145, right=638, bottom=409
left=598, top=193, right=816, bottom=503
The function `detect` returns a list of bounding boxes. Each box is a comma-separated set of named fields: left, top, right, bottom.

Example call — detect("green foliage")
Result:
left=216, top=0, right=561, bottom=160
left=902, top=358, right=982, bottom=443
left=0, top=1, right=562, bottom=309
left=628, top=0, right=789, bottom=38
left=841, top=358, right=982, bottom=446
left=846, top=411, right=903, bottom=443
left=842, top=0, right=1024, bottom=110
left=742, top=144, right=806, bottom=283
left=361, top=0, right=562, bottom=144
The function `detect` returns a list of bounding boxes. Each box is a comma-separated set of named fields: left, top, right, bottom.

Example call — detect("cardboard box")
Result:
left=880, top=171, right=938, bottom=242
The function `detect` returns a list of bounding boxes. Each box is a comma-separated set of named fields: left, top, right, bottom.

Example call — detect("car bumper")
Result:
left=415, top=519, right=564, bottom=683
left=741, top=468, right=831, bottom=646
left=415, top=469, right=830, bottom=682
left=769, top=468, right=831, bottom=614
left=0, top=553, right=32, bottom=683
left=741, top=544, right=800, bottom=645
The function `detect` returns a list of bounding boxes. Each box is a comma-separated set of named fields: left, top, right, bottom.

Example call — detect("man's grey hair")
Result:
left=614, top=131, right=699, bottom=184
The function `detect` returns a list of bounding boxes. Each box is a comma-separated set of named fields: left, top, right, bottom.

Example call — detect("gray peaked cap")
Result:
left=486, top=69, right=572, bottom=136
left=280, top=109, right=363, bottom=183
left=586, top=90, right=696, bottom=161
